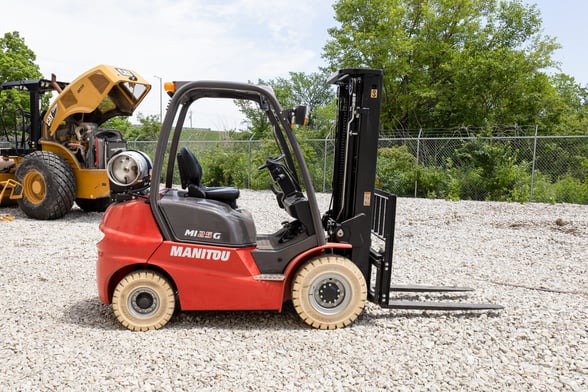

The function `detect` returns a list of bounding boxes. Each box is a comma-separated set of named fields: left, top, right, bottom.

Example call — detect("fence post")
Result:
left=323, top=138, right=328, bottom=192
left=247, top=133, right=255, bottom=189
left=530, top=125, right=538, bottom=202
left=414, top=128, right=422, bottom=198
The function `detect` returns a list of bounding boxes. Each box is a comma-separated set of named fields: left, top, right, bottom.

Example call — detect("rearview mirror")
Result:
left=292, top=105, right=309, bottom=126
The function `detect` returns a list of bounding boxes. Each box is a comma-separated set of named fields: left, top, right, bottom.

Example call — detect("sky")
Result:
left=3, top=0, right=588, bottom=129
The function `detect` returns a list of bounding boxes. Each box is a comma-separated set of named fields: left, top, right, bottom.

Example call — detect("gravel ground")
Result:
left=0, top=190, right=586, bottom=391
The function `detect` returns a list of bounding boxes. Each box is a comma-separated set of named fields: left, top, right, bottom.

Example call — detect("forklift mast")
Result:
left=326, top=69, right=384, bottom=280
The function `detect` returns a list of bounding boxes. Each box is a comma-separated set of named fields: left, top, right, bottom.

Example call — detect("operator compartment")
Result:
left=159, top=189, right=256, bottom=247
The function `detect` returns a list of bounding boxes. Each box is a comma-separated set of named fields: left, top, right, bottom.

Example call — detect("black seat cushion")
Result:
left=205, top=186, right=240, bottom=203
left=177, top=147, right=240, bottom=208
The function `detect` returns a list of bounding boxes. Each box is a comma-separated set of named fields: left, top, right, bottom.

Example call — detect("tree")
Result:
left=323, top=0, right=564, bottom=134
left=541, top=73, right=588, bottom=135
left=234, top=82, right=274, bottom=139
left=0, top=32, right=41, bottom=82
left=0, top=32, right=43, bottom=133
left=275, top=70, right=335, bottom=111
left=123, top=114, right=160, bottom=141
left=102, top=116, right=132, bottom=136
left=235, top=71, right=335, bottom=138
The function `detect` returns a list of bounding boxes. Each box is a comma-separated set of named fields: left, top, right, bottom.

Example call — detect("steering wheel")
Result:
left=257, top=154, right=285, bottom=171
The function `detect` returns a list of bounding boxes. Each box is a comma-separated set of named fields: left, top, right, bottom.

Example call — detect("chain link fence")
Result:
left=377, top=134, right=587, bottom=203
left=129, top=131, right=587, bottom=204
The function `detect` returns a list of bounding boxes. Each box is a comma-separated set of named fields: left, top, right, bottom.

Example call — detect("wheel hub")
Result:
left=129, top=288, right=159, bottom=316
left=314, top=277, right=346, bottom=308
left=23, top=170, right=46, bottom=204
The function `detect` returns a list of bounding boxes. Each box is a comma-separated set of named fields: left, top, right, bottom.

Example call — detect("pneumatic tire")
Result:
left=291, top=255, right=367, bottom=330
left=112, top=271, right=176, bottom=331
left=15, top=151, right=76, bottom=220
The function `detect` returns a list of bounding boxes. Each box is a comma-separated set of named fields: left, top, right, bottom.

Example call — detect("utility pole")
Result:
left=153, top=75, right=162, bottom=123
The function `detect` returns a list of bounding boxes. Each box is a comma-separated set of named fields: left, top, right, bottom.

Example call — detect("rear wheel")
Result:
left=112, top=271, right=176, bottom=331
left=291, top=255, right=367, bottom=329
left=76, top=197, right=111, bottom=212
left=15, top=151, right=75, bottom=219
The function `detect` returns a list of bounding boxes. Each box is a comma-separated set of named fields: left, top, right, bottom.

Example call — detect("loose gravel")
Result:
left=0, top=190, right=586, bottom=391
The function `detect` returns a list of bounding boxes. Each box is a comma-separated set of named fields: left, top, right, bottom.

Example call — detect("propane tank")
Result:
left=107, top=150, right=152, bottom=188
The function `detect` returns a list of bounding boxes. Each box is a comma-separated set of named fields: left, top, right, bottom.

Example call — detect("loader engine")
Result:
left=61, top=122, right=127, bottom=169
left=107, top=150, right=152, bottom=199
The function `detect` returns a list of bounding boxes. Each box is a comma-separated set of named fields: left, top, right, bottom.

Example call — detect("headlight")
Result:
left=107, top=150, right=152, bottom=188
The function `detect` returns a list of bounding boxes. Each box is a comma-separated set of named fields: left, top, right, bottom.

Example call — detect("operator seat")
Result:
left=177, top=146, right=240, bottom=208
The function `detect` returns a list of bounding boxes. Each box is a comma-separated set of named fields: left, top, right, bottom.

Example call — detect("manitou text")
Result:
left=170, top=245, right=231, bottom=262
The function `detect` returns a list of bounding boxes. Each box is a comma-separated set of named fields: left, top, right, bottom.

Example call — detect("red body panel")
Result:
left=97, top=199, right=352, bottom=312
left=148, top=243, right=284, bottom=310
left=96, top=199, right=163, bottom=303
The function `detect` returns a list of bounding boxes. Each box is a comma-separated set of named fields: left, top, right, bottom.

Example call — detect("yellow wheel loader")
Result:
left=0, top=65, right=150, bottom=219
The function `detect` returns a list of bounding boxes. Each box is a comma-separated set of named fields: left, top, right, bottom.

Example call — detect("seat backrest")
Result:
left=177, top=146, right=203, bottom=189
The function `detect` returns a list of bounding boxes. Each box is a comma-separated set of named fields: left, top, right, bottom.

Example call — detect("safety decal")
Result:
left=45, top=105, right=58, bottom=127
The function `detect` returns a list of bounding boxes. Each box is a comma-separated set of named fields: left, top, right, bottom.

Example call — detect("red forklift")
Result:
left=96, top=69, right=502, bottom=331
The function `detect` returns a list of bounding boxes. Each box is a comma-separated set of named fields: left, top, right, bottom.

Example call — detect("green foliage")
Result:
left=124, top=114, right=161, bottom=141
left=533, top=172, right=588, bottom=204
left=200, top=145, right=247, bottom=187
left=535, top=140, right=587, bottom=182
left=448, top=138, right=532, bottom=201
left=235, top=71, right=335, bottom=138
left=374, top=137, right=586, bottom=204
left=373, top=137, right=586, bottom=203
left=102, top=117, right=132, bottom=135
left=307, top=101, right=337, bottom=138
left=1, top=32, right=44, bottom=133
left=0, top=32, right=41, bottom=81
left=193, top=139, right=279, bottom=190
left=376, top=145, right=449, bottom=198
left=527, top=171, right=556, bottom=204
left=275, top=70, right=335, bottom=110
left=551, top=175, right=588, bottom=204
left=376, top=146, right=418, bottom=196
left=415, top=165, right=449, bottom=199
left=234, top=97, right=273, bottom=139
left=541, top=74, right=588, bottom=135
left=323, top=0, right=575, bottom=133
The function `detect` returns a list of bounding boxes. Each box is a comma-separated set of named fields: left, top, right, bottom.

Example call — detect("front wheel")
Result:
left=15, top=151, right=75, bottom=219
left=291, top=255, right=367, bottom=330
left=112, top=271, right=176, bottom=331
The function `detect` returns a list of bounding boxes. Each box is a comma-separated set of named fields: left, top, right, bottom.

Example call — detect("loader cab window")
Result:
left=105, top=82, right=150, bottom=115
left=120, top=82, right=148, bottom=103
left=97, top=95, right=117, bottom=114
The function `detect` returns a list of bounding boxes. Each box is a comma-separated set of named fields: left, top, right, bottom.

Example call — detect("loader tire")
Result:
left=76, top=197, right=111, bottom=212
left=15, top=151, right=76, bottom=220
left=112, top=271, right=176, bottom=332
left=291, top=255, right=367, bottom=330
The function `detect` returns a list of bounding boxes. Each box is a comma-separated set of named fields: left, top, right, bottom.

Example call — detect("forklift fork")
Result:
left=368, top=189, right=503, bottom=311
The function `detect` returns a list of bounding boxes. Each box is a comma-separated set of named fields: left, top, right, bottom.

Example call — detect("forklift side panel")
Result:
left=148, top=243, right=284, bottom=311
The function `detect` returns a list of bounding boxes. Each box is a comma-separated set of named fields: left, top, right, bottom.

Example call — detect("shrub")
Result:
left=415, top=165, right=449, bottom=199
left=376, top=146, right=418, bottom=196
left=449, top=138, right=531, bottom=202
left=552, top=175, right=588, bottom=204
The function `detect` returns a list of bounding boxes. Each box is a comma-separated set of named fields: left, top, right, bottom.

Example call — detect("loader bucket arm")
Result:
left=43, top=65, right=151, bottom=138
